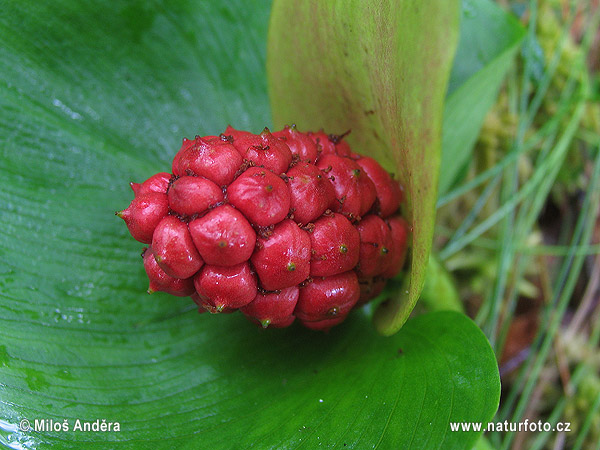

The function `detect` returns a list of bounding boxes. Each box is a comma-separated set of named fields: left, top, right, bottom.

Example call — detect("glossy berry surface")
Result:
left=117, top=125, right=409, bottom=331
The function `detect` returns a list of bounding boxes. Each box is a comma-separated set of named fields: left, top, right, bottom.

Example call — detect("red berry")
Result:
left=357, top=277, right=387, bottom=306
left=227, top=167, right=290, bottom=226
left=308, top=130, right=352, bottom=158
left=381, top=216, right=410, bottom=278
left=232, top=128, right=292, bottom=174
left=308, top=130, right=334, bottom=156
left=333, top=139, right=352, bottom=157
left=173, top=136, right=242, bottom=186
left=295, top=271, right=360, bottom=323
left=316, top=154, right=376, bottom=218
left=167, top=176, right=224, bottom=216
left=142, top=247, right=196, bottom=297
left=252, top=219, right=311, bottom=290
left=190, top=292, right=208, bottom=313
left=355, top=215, right=393, bottom=278
left=188, top=205, right=256, bottom=266
left=191, top=291, right=235, bottom=314
left=224, top=125, right=253, bottom=142
left=116, top=192, right=169, bottom=244
left=356, top=156, right=402, bottom=217
left=152, top=216, right=203, bottom=279
left=266, top=316, right=295, bottom=328
left=309, top=213, right=360, bottom=277
left=194, top=263, right=257, bottom=311
left=240, top=286, right=299, bottom=328
left=286, top=162, right=336, bottom=224
left=119, top=127, right=409, bottom=331
left=273, top=125, right=319, bottom=163
left=172, top=137, right=196, bottom=175
left=130, top=172, right=171, bottom=196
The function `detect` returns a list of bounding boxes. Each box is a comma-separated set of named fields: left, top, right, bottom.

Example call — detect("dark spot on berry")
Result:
left=219, top=133, right=233, bottom=143
left=327, top=307, right=339, bottom=317
left=299, top=277, right=313, bottom=287
left=339, top=244, right=348, bottom=254
left=302, top=223, right=315, bottom=233
left=345, top=212, right=360, bottom=223
left=287, top=262, right=296, bottom=272
left=251, top=143, right=269, bottom=152
left=218, top=240, right=228, bottom=248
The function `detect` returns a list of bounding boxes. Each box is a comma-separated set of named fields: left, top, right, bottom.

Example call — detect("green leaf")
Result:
left=1, top=303, right=499, bottom=449
left=473, top=436, right=497, bottom=450
left=0, top=1, right=499, bottom=448
left=439, top=0, right=526, bottom=195
left=419, top=255, right=464, bottom=313
left=267, top=0, right=461, bottom=335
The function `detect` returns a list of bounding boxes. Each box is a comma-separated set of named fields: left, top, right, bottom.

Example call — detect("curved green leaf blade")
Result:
left=1, top=307, right=499, bottom=449
left=0, top=1, right=499, bottom=449
left=267, top=0, right=461, bottom=335
left=440, top=0, right=526, bottom=195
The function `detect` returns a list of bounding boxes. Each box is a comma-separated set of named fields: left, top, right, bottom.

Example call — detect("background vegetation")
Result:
left=436, top=1, right=600, bottom=448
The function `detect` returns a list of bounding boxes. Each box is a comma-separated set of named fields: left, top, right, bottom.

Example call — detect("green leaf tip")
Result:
left=268, top=0, right=461, bottom=335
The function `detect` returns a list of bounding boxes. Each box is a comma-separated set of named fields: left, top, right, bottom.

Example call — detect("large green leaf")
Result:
left=0, top=1, right=499, bottom=448
left=267, top=0, right=461, bottom=335
left=0, top=306, right=499, bottom=450
left=439, top=0, right=526, bottom=195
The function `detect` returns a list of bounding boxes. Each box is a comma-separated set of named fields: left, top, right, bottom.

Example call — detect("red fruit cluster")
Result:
left=117, top=125, right=410, bottom=330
